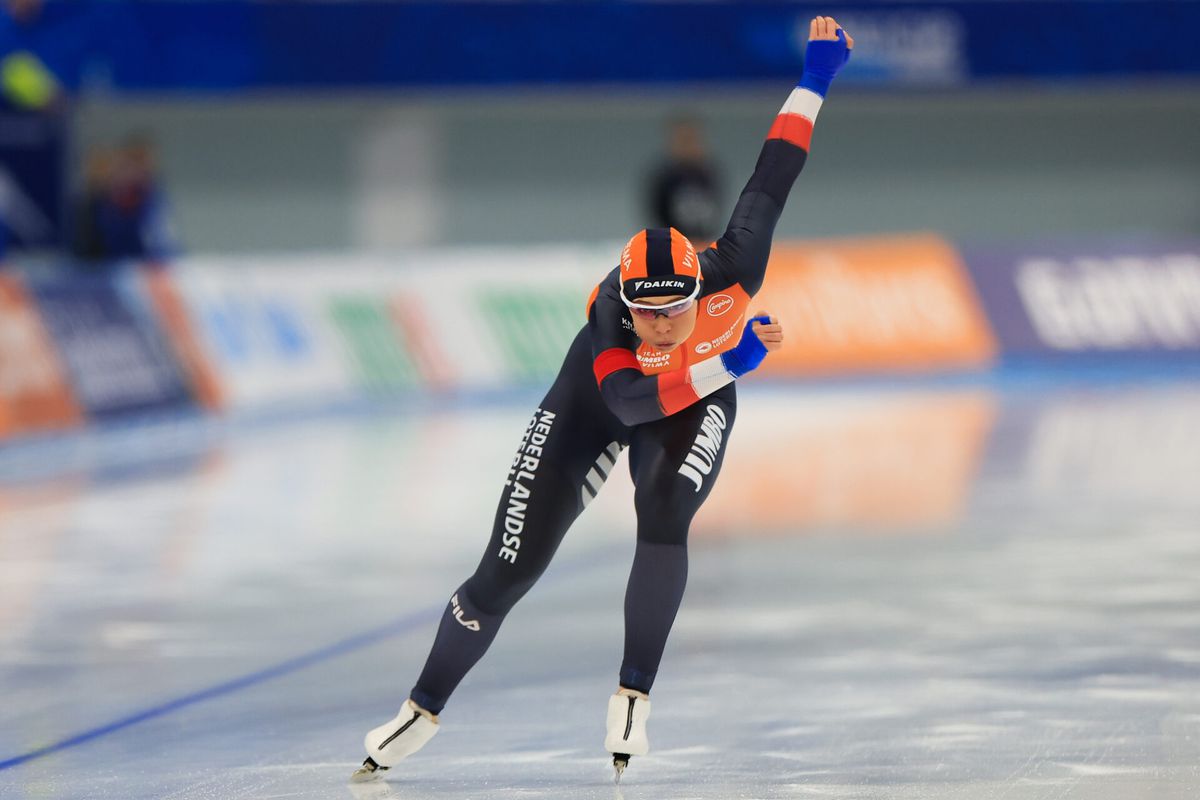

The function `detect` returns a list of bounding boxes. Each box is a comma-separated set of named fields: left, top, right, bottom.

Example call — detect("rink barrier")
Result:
left=0, top=274, right=82, bottom=438
left=753, top=233, right=997, bottom=376
left=960, top=237, right=1200, bottom=358
left=1, top=234, right=1198, bottom=441
left=26, top=271, right=197, bottom=420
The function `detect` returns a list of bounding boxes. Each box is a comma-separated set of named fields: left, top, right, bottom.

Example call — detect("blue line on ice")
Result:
left=0, top=609, right=438, bottom=771
left=0, top=547, right=616, bottom=771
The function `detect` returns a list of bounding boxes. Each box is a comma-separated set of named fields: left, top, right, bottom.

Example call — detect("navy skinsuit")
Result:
left=409, top=85, right=813, bottom=714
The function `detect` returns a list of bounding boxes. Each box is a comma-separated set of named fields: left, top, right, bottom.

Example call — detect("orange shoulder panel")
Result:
left=585, top=284, right=600, bottom=318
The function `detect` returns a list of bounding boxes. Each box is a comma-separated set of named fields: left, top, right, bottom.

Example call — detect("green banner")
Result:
left=328, top=297, right=419, bottom=392
left=476, top=289, right=582, bottom=382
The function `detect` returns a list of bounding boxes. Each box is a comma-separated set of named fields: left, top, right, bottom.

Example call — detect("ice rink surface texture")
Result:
left=1, top=379, right=1198, bottom=800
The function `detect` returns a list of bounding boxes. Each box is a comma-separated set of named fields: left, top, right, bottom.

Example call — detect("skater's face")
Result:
left=629, top=295, right=698, bottom=353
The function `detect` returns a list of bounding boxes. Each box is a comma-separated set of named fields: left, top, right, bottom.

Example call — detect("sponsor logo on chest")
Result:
left=695, top=313, right=745, bottom=355
left=636, top=348, right=674, bottom=370
left=707, top=294, right=735, bottom=316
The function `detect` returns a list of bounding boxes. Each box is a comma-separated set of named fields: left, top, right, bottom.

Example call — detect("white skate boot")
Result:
left=350, top=699, right=440, bottom=782
left=604, top=687, right=650, bottom=783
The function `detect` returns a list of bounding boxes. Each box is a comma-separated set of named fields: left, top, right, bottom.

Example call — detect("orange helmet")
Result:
left=618, top=227, right=702, bottom=307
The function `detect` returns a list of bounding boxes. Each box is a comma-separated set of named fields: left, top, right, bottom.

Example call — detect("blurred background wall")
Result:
left=2, top=0, right=1199, bottom=441
left=3, top=0, right=1197, bottom=257
left=75, top=85, right=1200, bottom=252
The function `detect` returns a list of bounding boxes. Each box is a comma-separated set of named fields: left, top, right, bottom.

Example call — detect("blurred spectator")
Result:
left=2, top=0, right=64, bottom=256
left=644, top=114, right=723, bottom=246
left=0, top=162, right=52, bottom=256
left=3, top=0, right=113, bottom=255
left=87, top=134, right=180, bottom=262
left=69, top=145, right=111, bottom=260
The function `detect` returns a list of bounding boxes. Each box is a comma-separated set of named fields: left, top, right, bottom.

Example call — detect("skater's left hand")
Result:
left=800, top=16, right=853, bottom=97
left=751, top=311, right=784, bottom=352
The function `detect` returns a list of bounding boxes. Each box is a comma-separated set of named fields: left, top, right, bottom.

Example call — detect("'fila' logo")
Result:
left=451, top=593, right=481, bottom=632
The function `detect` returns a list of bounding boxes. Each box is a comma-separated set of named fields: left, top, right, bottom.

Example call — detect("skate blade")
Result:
left=612, top=753, right=629, bottom=784
left=350, top=758, right=388, bottom=783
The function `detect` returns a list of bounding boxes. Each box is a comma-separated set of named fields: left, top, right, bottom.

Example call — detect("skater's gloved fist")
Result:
left=799, top=16, right=854, bottom=97
left=750, top=311, right=784, bottom=352
left=720, top=313, right=777, bottom=378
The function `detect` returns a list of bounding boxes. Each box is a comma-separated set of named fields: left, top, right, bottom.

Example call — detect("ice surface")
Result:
left=1, top=382, right=1198, bottom=799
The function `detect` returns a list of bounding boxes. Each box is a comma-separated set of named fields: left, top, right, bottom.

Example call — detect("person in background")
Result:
left=0, top=163, right=52, bottom=256
left=94, top=134, right=180, bottom=262
left=645, top=114, right=723, bottom=248
left=2, top=0, right=59, bottom=261
left=2, top=0, right=107, bottom=255
left=69, top=146, right=111, bottom=261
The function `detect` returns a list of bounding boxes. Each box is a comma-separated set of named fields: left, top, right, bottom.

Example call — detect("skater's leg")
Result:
left=409, top=459, right=593, bottom=714
left=409, top=330, right=627, bottom=715
left=358, top=331, right=626, bottom=777
left=620, top=385, right=737, bottom=694
left=601, top=387, right=737, bottom=778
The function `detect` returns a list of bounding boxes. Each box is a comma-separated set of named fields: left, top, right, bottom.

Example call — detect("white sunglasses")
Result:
left=620, top=283, right=701, bottom=318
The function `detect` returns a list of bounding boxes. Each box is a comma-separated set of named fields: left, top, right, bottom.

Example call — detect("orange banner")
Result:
left=755, top=233, right=997, bottom=375
left=142, top=268, right=225, bottom=411
left=0, top=275, right=83, bottom=439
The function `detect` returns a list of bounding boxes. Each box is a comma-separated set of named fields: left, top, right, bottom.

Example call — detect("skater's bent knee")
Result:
left=633, top=492, right=694, bottom=546
left=461, top=572, right=535, bottom=617
left=634, top=520, right=689, bottom=546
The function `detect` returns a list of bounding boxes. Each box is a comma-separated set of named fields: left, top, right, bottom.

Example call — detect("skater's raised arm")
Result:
left=700, top=16, right=853, bottom=296
left=581, top=17, right=850, bottom=428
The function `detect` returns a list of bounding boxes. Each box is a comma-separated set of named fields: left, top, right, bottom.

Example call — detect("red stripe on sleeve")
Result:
left=766, top=113, right=814, bottom=150
left=657, top=368, right=701, bottom=416
left=593, top=348, right=640, bottom=386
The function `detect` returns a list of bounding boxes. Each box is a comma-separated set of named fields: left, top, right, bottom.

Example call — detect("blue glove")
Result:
left=798, top=28, right=852, bottom=98
left=720, top=315, right=772, bottom=378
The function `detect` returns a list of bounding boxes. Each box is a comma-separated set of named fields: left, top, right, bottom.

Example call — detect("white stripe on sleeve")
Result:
left=686, top=354, right=736, bottom=400
left=779, top=87, right=824, bottom=123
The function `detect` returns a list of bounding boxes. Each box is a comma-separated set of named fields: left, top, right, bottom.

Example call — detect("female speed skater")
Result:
left=353, top=15, right=854, bottom=783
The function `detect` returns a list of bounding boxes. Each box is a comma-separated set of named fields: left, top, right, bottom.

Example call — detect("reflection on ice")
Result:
left=1, top=383, right=1198, bottom=799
